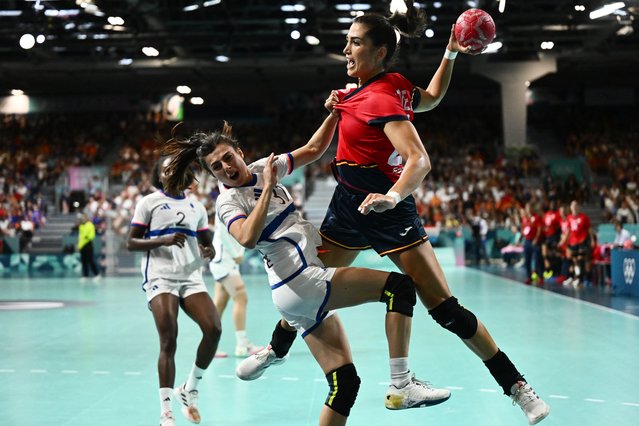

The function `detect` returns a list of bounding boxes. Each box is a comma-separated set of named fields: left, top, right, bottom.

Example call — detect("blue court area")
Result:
left=1, top=255, right=638, bottom=426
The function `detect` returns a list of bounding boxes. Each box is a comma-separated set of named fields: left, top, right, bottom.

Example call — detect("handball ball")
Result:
left=454, top=8, right=496, bottom=52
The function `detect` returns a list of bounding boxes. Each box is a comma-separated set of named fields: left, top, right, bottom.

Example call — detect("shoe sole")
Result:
left=529, top=405, right=550, bottom=425
left=174, top=387, right=201, bottom=424
left=385, top=393, right=451, bottom=410
left=236, top=356, right=287, bottom=380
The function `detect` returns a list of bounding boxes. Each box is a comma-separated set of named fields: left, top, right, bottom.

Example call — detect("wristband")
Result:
left=444, top=49, right=458, bottom=60
left=386, top=191, right=402, bottom=205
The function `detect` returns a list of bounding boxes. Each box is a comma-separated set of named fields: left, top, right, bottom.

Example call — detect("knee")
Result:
left=324, top=363, right=361, bottom=417
left=234, top=289, right=248, bottom=306
left=428, top=296, right=478, bottom=339
left=379, top=272, right=416, bottom=317
left=207, top=320, right=222, bottom=342
left=158, top=327, right=178, bottom=354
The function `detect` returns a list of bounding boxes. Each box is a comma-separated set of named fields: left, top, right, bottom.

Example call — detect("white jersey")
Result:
left=216, top=154, right=324, bottom=288
left=131, top=190, right=209, bottom=283
left=210, top=182, right=245, bottom=280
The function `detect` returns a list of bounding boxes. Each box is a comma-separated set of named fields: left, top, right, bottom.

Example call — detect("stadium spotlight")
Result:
left=19, top=33, right=36, bottom=49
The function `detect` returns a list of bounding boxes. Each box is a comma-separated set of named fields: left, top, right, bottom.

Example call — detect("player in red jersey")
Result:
left=541, top=199, right=562, bottom=280
left=563, top=200, right=592, bottom=287
left=239, top=2, right=549, bottom=424
left=521, top=203, right=543, bottom=285
left=555, top=204, right=571, bottom=284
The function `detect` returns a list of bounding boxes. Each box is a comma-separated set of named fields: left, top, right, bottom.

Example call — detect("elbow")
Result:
left=417, top=154, right=432, bottom=177
left=237, top=236, right=257, bottom=250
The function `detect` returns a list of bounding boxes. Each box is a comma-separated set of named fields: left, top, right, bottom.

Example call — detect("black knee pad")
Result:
left=379, top=272, right=416, bottom=317
left=324, top=363, right=361, bottom=417
left=428, top=296, right=478, bottom=339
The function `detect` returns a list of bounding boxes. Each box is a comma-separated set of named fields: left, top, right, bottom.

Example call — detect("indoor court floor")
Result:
left=1, top=258, right=638, bottom=426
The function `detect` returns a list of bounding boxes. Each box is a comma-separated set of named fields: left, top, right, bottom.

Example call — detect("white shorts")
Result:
left=143, top=277, right=208, bottom=303
left=271, top=265, right=336, bottom=337
left=209, top=250, right=240, bottom=281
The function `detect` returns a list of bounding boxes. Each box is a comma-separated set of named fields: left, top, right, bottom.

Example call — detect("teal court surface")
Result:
left=1, top=253, right=638, bottom=426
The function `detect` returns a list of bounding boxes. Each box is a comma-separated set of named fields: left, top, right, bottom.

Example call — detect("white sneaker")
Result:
left=384, top=374, right=451, bottom=410
left=235, top=342, right=264, bottom=357
left=511, top=381, right=550, bottom=425
left=236, top=344, right=288, bottom=380
left=159, top=411, right=176, bottom=426
left=174, top=383, right=201, bottom=424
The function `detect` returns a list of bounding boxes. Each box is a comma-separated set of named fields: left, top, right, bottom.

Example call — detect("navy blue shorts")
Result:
left=569, top=238, right=591, bottom=257
left=543, top=233, right=560, bottom=249
left=319, top=184, right=428, bottom=256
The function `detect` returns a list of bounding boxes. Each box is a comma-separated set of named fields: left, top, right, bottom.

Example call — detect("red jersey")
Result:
left=542, top=210, right=562, bottom=237
left=332, top=72, right=415, bottom=193
left=521, top=214, right=542, bottom=241
left=566, top=213, right=590, bottom=245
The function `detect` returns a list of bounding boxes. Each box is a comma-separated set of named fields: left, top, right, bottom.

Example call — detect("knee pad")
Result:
left=428, top=296, right=478, bottom=339
left=325, top=363, right=361, bottom=417
left=379, top=272, right=416, bottom=317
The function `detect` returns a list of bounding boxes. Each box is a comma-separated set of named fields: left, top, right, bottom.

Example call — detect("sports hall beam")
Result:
left=471, top=57, right=556, bottom=148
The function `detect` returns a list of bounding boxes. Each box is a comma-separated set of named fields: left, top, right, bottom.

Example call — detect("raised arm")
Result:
left=414, top=25, right=474, bottom=112
left=289, top=92, right=340, bottom=168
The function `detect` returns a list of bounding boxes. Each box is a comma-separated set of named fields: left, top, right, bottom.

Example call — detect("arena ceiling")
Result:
left=0, top=0, right=638, bottom=99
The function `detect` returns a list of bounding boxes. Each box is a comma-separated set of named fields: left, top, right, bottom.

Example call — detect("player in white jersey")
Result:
left=209, top=182, right=263, bottom=358
left=127, top=157, right=221, bottom=426
left=160, top=113, right=449, bottom=425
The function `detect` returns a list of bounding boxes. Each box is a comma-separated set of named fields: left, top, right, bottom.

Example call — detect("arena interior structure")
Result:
left=1, top=1, right=639, bottom=425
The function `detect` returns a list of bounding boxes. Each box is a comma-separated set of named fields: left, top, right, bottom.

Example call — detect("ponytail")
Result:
left=160, top=121, right=239, bottom=194
left=355, top=0, right=427, bottom=70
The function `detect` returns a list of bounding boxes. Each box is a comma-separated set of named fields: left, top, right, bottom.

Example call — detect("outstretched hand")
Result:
left=162, top=232, right=187, bottom=248
left=358, top=193, right=398, bottom=215
left=447, top=24, right=485, bottom=55
left=199, top=244, right=215, bottom=260
left=325, top=90, right=341, bottom=116
left=263, top=153, right=278, bottom=190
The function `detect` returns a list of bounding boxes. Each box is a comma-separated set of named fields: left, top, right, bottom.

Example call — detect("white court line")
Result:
left=62, top=370, right=78, bottom=374
left=622, top=402, right=639, bottom=407
left=479, top=388, right=498, bottom=393
left=217, top=374, right=235, bottom=379
left=549, top=394, right=569, bottom=399
left=0, top=369, right=15, bottom=373
left=585, top=398, right=605, bottom=403
left=447, top=386, right=465, bottom=390
left=124, top=371, right=141, bottom=375
left=473, top=269, right=639, bottom=320
left=30, top=369, right=47, bottom=373
left=92, top=371, right=110, bottom=375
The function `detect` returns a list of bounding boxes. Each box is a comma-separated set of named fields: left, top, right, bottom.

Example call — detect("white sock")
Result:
left=159, top=388, right=173, bottom=414
left=235, top=330, right=249, bottom=346
left=390, top=357, right=411, bottom=388
left=185, top=364, right=206, bottom=392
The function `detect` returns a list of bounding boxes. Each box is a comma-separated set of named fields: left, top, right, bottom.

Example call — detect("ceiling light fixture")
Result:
left=589, top=2, right=625, bottom=19
left=19, top=33, right=36, bottom=49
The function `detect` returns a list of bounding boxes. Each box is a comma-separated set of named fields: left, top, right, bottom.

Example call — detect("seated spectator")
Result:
left=500, top=226, right=524, bottom=267
left=612, top=219, right=632, bottom=247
